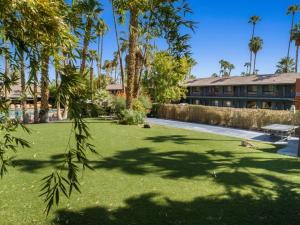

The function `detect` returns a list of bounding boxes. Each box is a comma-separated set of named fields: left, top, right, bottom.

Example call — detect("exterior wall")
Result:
left=295, top=79, right=300, bottom=110
left=187, top=84, right=295, bottom=110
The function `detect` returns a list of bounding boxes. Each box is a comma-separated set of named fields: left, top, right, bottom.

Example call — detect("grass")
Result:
left=1, top=119, right=300, bottom=225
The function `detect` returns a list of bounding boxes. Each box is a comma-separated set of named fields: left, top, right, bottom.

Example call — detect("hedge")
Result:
left=156, top=104, right=300, bottom=130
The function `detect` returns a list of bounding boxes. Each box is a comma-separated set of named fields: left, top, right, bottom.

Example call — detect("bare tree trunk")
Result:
left=80, top=18, right=93, bottom=76
left=112, top=1, right=125, bottom=93
left=126, top=8, right=139, bottom=109
left=40, top=49, right=50, bottom=123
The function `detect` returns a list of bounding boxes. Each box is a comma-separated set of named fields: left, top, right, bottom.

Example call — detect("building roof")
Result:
left=186, top=73, right=300, bottom=87
left=1, top=84, right=41, bottom=99
left=106, top=84, right=124, bottom=91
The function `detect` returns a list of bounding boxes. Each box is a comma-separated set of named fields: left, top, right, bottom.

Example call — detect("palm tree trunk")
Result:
left=55, top=68, right=62, bottom=120
left=133, top=52, right=142, bottom=98
left=33, top=80, right=39, bottom=123
left=4, top=51, right=9, bottom=100
left=249, top=24, right=256, bottom=75
left=288, top=13, right=295, bottom=58
left=249, top=52, right=253, bottom=75
left=80, top=18, right=93, bottom=76
left=253, top=52, right=257, bottom=74
left=126, top=8, right=139, bottom=109
left=90, top=63, right=94, bottom=100
left=296, top=45, right=299, bottom=72
left=112, top=1, right=125, bottom=93
left=99, top=34, right=104, bottom=88
left=40, top=49, right=50, bottom=123
left=30, top=56, right=39, bottom=124
left=20, top=49, right=27, bottom=122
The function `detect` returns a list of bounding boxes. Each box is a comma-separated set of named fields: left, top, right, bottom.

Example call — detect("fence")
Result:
left=156, top=104, right=300, bottom=130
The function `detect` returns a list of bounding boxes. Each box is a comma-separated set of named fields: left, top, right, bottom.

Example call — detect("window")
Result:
left=224, top=101, right=232, bottom=107
left=213, top=100, right=219, bottom=106
left=263, top=85, right=272, bottom=93
left=246, top=101, right=257, bottom=108
left=224, top=86, right=233, bottom=93
left=247, top=85, right=257, bottom=93
left=262, top=101, right=272, bottom=109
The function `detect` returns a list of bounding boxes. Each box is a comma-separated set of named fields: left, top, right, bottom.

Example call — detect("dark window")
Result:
left=224, top=86, right=233, bottom=93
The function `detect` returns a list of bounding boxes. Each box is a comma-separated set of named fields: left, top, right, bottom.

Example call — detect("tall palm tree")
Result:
left=228, top=63, right=235, bottom=76
left=126, top=7, right=139, bottom=109
left=95, top=19, right=108, bottom=89
left=111, top=1, right=125, bottom=93
left=275, top=57, right=295, bottom=74
left=244, top=62, right=251, bottom=75
left=78, top=0, right=102, bottom=76
left=248, top=15, right=261, bottom=75
left=249, top=37, right=263, bottom=74
left=287, top=5, right=300, bottom=58
left=291, top=24, right=300, bottom=72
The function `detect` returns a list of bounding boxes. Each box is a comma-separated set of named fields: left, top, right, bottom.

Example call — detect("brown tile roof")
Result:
left=186, top=73, right=300, bottom=87
left=3, top=84, right=41, bottom=99
left=106, top=84, right=124, bottom=91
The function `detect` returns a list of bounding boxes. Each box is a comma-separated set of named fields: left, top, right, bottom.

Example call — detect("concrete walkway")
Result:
left=147, top=118, right=298, bottom=157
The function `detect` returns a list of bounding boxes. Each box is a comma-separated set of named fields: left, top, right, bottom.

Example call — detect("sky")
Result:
left=96, top=0, right=300, bottom=78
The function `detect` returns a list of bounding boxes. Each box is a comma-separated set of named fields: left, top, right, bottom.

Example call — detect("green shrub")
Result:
left=138, top=95, right=152, bottom=113
left=112, top=96, right=126, bottom=119
left=120, top=109, right=145, bottom=125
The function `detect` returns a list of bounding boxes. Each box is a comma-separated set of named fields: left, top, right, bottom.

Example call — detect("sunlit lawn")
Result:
left=1, top=119, right=300, bottom=225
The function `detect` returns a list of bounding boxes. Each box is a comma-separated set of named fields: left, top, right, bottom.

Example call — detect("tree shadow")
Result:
left=144, top=135, right=239, bottom=144
left=94, top=148, right=217, bottom=179
left=12, top=153, right=65, bottom=173
left=52, top=187, right=300, bottom=225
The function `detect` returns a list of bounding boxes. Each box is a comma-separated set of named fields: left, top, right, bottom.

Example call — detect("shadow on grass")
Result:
left=144, top=135, right=239, bottom=144
left=12, top=153, right=65, bottom=173
left=52, top=187, right=300, bottom=225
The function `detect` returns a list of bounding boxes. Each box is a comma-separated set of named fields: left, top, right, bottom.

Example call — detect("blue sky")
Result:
left=96, top=0, right=300, bottom=78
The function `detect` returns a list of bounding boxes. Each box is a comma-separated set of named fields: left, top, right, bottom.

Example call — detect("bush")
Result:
left=111, top=96, right=126, bottom=119
left=137, top=95, right=152, bottom=113
left=157, top=104, right=300, bottom=130
left=120, top=109, right=145, bottom=125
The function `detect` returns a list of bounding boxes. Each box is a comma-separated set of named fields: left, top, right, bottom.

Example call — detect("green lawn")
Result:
left=1, top=120, right=300, bottom=225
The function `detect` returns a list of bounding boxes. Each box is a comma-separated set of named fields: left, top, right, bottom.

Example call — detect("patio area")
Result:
left=147, top=118, right=299, bottom=157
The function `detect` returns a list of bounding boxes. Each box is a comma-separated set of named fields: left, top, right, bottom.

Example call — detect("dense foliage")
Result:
left=144, top=51, right=191, bottom=103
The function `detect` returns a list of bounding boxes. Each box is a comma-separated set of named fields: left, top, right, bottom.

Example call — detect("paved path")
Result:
left=147, top=118, right=298, bottom=157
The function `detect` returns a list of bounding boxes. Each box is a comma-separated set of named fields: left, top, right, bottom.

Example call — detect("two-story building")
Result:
left=185, top=73, right=300, bottom=110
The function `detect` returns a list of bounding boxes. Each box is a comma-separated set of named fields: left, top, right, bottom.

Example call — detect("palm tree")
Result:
left=228, top=63, right=235, bottom=76
left=40, top=49, right=50, bottom=123
left=249, top=37, right=263, bottom=74
left=95, top=19, right=108, bottom=89
left=287, top=5, right=300, bottom=58
left=126, top=7, right=139, bottom=109
left=19, top=48, right=27, bottom=121
left=275, top=57, right=295, bottom=74
left=111, top=1, right=125, bottom=93
left=78, top=0, right=103, bottom=76
left=291, top=24, right=300, bottom=72
left=211, top=73, right=218, bottom=78
left=244, top=62, right=251, bottom=75
left=248, top=15, right=261, bottom=75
